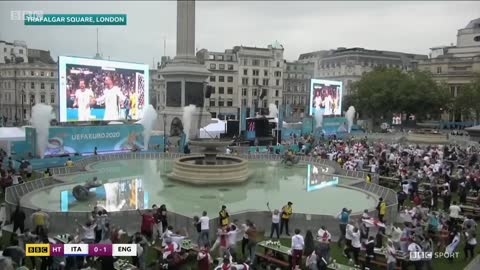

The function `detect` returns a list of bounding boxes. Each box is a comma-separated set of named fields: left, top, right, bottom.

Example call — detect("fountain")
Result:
left=168, top=139, right=249, bottom=185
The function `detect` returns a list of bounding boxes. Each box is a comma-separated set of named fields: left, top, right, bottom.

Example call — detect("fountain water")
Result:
left=30, top=104, right=53, bottom=158
left=315, top=108, right=323, bottom=129
left=346, top=106, right=356, bottom=133
left=182, top=105, right=196, bottom=142
left=268, top=103, right=279, bottom=118
left=139, top=105, right=158, bottom=150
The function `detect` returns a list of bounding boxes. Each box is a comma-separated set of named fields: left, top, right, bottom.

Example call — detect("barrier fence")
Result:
left=5, top=151, right=397, bottom=235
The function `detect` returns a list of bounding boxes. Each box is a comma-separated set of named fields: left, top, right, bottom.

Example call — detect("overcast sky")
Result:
left=0, top=1, right=479, bottom=67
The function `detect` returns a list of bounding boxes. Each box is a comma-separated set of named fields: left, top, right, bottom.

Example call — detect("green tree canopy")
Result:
left=347, top=67, right=450, bottom=122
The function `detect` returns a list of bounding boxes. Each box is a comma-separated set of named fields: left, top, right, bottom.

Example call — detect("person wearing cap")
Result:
left=219, top=205, right=229, bottom=227
left=280, top=201, right=293, bottom=236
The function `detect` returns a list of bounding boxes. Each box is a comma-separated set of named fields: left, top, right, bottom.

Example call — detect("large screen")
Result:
left=58, top=56, right=149, bottom=122
left=309, top=79, right=343, bottom=116
left=306, top=164, right=339, bottom=192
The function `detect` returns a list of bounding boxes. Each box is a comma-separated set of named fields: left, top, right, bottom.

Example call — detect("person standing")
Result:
left=408, top=238, right=424, bottom=270
left=73, top=79, right=94, bottom=121
left=245, top=220, right=257, bottom=265
left=159, top=204, right=168, bottom=234
left=464, top=224, right=477, bottom=260
left=377, top=197, right=387, bottom=222
left=449, top=201, right=462, bottom=225
left=137, top=209, right=155, bottom=240
left=291, top=229, right=305, bottom=269
left=31, top=209, right=48, bottom=235
left=337, top=208, right=352, bottom=248
left=219, top=205, right=229, bottom=228
left=94, top=75, right=126, bottom=121
left=280, top=201, right=293, bottom=236
left=197, top=246, right=212, bottom=270
left=385, top=239, right=397, bottom=270
left=198, top=211, right=210, bottom=247
left=267, top=202, right=280, bottom=239
left=10, top=204, right=25, bottom=238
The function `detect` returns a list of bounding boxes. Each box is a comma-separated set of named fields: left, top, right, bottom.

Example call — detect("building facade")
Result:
left=300, top=47, right=427, bottom=96
left=283, top=61, right=314, bottom=121
left=195, top=43, right=285, bottom=119
left=418, top=18, right=480, bottom=121
left=0, top=46, right=57, bottom=125
left=0, top=40, right=28, bottom=64
left=197, top=48, right=239, bottom=119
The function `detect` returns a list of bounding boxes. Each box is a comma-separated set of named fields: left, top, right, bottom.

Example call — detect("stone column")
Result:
left=176, top=0, right=196, bottom=60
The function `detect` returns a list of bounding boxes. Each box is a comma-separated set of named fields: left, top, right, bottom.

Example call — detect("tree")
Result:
left=454, top=76, right=480, bottom=123
left=347, top=67, right=450, bottom=123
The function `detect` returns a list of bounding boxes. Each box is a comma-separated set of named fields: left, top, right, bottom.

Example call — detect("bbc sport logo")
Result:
left=26, top=244, right=50, bottom=256
left=10, top=10, right=44, bottom=21
left=410, top=252, right=459, bottom=260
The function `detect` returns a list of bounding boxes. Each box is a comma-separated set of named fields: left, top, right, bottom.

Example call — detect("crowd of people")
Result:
left=1, top=132, right=480, bottom=269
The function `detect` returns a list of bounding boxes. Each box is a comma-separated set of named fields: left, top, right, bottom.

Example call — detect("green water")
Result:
left=24, top=159, right=377, bottom=216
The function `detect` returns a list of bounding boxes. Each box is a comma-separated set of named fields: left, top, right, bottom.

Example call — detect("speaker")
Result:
left=205, top=85, right=213, bottom=98
left=227, top=120, right=239, bottom=137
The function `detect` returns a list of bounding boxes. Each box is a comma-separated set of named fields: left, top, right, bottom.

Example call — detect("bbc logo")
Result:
left=410, top=252, right=433, bottom=260
left=26, top=244, right=50, bottom=256
left=10, top=10, right=44, bottom=21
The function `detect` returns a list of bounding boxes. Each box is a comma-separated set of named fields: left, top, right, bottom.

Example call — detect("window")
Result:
left=219, top=87, right=224, bottom=94
left=242, top=78, right=248, bottom=85
left=264, top=60, right=269, bottom=67
left=253, top=89, right=258, bottom=96
left=242, top=88, right=247, bottom=96
left=276, top=61, right=280, bottom=67
left=219, top=64, right=225, bottom=70
left=219, top=76, right=225, bottom=82
left=218, top=100, right=224, bottom=107
left=252, top=59, right=260, bottom=66
left=242, top=99, right=247, bottom=106
left=227, top=100, right=233, bottom=107
left=264, top=70, right=268, bottom=76
left=19, top=49, right=23, bottom=54
left=243, top=58, right=248, bottom=65
left=436, top=67, right=442, bottom=74
left=262, top=79, right=269, bottom=86
left=210, top=76, right=216, bottom=82
left=3, top=48, right=5, bottom=52
left=276, top=79, right=280, bottom=86
left=228, top=65, right=234, bottom=70
left=22, top=94, right=26, bottom=103
left=227, top=87, right=233, bottom=94
left=30, top=82, right=34, bottom=89
left=253, top=69, right=259, bottom=76
left=210, top=63, right=216, bottom=69
left=30, top=71, right=34, bottom=76
left=243, top=69, right=248, bottom=75
left=50, top=72, right=54, bottom=77
left=209, top=55, right=215, bottom=60
left=227, top=76, right=233, bottom=83
left=216, top=55, right=224, bottom=61
left=275, top=90, right=279, bottom=97
left=275, top=100, right=279, bottom=107
left=40, top=94, right=45, bottom=103
left=40, top=71, right=44, bottom=76
left=275, top=71, right=282, bottom=77
left=40, top=83, right=45, bottom=89
left=226, top=55, right=233, bottom=61
left=253, top=78, right=259, bottom=86
left=211, top=87, right=216, bottom=94
left=50, top=94, right=55, bottom=104
left=30, top=94, right=35, bottom=104
left=210, top=99, right=216, bottom=107
left=50, top=83, right=53, bottom=90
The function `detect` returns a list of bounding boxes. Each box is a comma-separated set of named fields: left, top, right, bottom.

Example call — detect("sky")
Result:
left=0, top=1, right=479, bottom=68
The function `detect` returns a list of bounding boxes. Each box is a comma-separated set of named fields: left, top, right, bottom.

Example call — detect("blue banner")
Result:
left=240, top=106, right=247, bottom=131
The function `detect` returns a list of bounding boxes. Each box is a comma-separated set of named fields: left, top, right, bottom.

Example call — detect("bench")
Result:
left=358, top=256, right=401, bottom=270
left=256, top=252, right=290, bottom=268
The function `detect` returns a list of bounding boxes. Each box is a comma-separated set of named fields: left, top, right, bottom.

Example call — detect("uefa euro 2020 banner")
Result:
left=26, top=125, right=145, bottom=157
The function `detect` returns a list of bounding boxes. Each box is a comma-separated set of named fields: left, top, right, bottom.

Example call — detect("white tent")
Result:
left=199, top=118, right=226, bottom=138
left=0, top=127, right=27, bottom=156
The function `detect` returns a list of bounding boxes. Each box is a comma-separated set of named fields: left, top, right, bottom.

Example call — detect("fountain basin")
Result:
left=168, top=155, right=249, bottom=185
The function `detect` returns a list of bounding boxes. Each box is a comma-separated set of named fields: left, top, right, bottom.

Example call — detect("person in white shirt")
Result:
left=317, top=226, right=331, bottom=243
left=75, top=219, right=96, bottom=244
left=170, top=228, right=188, bottom=252
left=227, top=224, right=241, bottom=261
left=161, top=225, right=174, bottom=247
left=197, top=211, right=210, bottom=247
left=390, top=225, right=402, bottom=250
left=349, top=227, right=361, bottom=266
left=267, top=202, right=280, bottom=239
left=291, top=229, right=304, bottom=269
left=385, top=239, right=397, bottom=270
left=408, top=238, right=423, bottom=269
left=344, top=222, right=355, bottom=256
left=73, top=79, right=95, bottom=121
left=449, top=201, right=462, bottom=223
left=464, top=224, right=477, bottom=259
left=95, top=75, right=126, bottom=121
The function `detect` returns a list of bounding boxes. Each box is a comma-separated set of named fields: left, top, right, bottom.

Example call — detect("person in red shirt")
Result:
left=412, top=192, right=422, bottom=206
left=197, top=245, right=212, bottom=270
left=138, top=209, right=155, bottom=240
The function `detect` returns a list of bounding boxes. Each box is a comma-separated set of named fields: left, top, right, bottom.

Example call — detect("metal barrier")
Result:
left=4, top=151, right=397, bottom=234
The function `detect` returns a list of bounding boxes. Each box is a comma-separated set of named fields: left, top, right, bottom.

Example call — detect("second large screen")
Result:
left=59, top=56, right=149, bottom=122
left=309, top=79, right=342, bottom=116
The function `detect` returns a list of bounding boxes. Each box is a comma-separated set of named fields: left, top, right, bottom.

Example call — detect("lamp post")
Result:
left=162, top=112, right=167, bottom=152
left=21, top=89, right=25, bottom=124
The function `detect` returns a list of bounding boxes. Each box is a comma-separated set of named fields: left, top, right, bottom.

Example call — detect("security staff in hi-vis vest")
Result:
left=280, top=201, right=293, bottom=236
left=219, top=205, right=229, bottom=227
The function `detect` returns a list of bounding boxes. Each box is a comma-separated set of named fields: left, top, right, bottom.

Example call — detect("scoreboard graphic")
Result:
left=26, top=243, right=137, bottom=257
